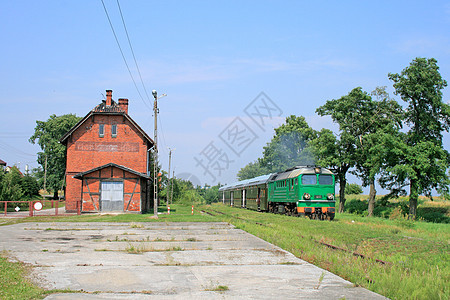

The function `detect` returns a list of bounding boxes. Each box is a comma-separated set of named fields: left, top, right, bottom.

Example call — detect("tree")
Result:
left=315, top=88, right=372, bottom=212
left=259, top=115, right=317, bottom=173
left=386, top=57, right=450, bottom=218
left=311, top=128, right=353, bottom=212
left=315, top=87, right=403, bottom=215
left=29, top=114, right=81, bottom=199
left=0, top=167, right=24, bottom=202
left=20, top=175, right=40, bottom=198
left=237, top=161, right=269, bottom=181
left=351, top=87, right=403, bottom=216
left=345, top=183, right=363, bottom=195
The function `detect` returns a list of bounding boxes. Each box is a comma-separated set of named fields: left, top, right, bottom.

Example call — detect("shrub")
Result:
left=345, top=199, right=367, bottom=214
left=389, top=206, right=406, bottom=220
left=417, top=207, right=450, bottom=223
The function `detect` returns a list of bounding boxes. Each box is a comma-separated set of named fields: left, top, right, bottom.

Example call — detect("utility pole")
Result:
left=167, top=148, right=175, bottom=206
left=44, top=155, right=48, bottom=198
left=171, top=170, right=174, bottom=205
left=152, top=90, right=167, bottom=217
left=152, top=90, right=159, bottom=218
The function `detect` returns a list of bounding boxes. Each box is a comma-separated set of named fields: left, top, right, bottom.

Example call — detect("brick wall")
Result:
left=65, top=113, right=149, bottom=212
left=79, top=167, right=142, bottom=212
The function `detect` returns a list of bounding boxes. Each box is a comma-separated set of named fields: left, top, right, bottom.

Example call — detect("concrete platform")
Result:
left=0, top=222, right=386, bottom=299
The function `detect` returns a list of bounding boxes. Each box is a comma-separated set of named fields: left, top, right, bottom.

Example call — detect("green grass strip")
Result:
left=0, top=253, right=43, bottom=299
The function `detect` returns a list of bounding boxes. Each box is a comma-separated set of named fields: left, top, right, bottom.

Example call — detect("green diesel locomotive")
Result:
left=219, top=166, right=335, bottom=220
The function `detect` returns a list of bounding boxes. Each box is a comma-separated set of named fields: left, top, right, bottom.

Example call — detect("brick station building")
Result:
left=60, top=90, right=154, bottom=213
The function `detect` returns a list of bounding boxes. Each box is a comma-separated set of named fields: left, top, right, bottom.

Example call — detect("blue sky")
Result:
left=1, top=1, right=449, bottom=190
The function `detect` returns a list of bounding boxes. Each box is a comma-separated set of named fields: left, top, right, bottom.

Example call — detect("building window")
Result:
left=111, top=124, right=117, bottom=138
left=99, top=124, right=104, bottom=138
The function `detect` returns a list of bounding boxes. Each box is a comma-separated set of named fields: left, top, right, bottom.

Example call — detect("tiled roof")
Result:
left=93, top=100, right=124, bottom=113
left=60, top=101, right=153, bottom=146
left=0, top=159, right=6, bottom=166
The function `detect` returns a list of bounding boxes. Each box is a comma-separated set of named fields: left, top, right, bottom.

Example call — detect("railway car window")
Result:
left=301, top=175, right=317, bottom=185
left=319, top=175, right=333, bottom=185
left=295, top=178, right=298, bottom=185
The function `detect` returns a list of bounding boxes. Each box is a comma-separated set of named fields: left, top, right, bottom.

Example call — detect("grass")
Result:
left=0, top=253, right=43, bottom=299
left=0, top=202, right=448, bottom=299
left=202, top=204, right=449, bottom=300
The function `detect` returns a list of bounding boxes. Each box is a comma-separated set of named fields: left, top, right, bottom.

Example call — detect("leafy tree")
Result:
left=384, top=57, right=450, bottom=218
left=203, top=185, right=220, bottom=204
left=259, top=115, right=317, bottom=173
left=29, top=114, right=81, bottom=199
left=0, top=167, right=24, bottom=202
left=311, top=128, right=353, bottom=212
left=351, top=87, right=403, bottom=216
left=315, top=88, right=373, bottom=212
left=315, top=87, right=403, bottom=215
left=20, top=175, right=40, bottom=198
left=237, top=161, right=269, bottom=180
left=345, top=183, right=363, bottom=195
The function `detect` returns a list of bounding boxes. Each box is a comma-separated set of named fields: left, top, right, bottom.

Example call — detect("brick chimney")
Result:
left=118, top=98, right=129, bottom=114
left=106, top=90, right=112, bottom=106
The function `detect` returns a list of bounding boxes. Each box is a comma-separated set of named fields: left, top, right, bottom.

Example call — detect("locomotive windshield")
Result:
left=301, top=175, right=316, bottom=185
left=301, top=174, right=333, bottom=185
left=319, top=175, right=333, bottom=185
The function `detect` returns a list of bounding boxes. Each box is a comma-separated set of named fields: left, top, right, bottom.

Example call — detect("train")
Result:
left=218, top=165, right=336, bottom=220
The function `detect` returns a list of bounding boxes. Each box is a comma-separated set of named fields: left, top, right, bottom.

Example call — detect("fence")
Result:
left=1, top=200, right=63, bottom=217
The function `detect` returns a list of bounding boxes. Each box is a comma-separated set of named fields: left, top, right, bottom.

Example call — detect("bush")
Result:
left=20, top=175, right=40, bottom=198
left=417, top=207, right=450, bottom=223
left=345, top=199, right=367, bottom=214
left=373, top=205, right=394, bottom=218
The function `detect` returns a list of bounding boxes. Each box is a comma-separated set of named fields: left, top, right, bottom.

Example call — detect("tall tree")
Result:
left=259, top=115, right=317, bottom=173
left=316, top=88, right=375, bottom=212
left=29, top=114, right=81, bottom=199
left=351, top=87, right=403, bottom=216
left=386, top=57, right=450, bottom=218
left=316, top=87, right=403, bottom=214
left=311, top=128, right=353, bottom=213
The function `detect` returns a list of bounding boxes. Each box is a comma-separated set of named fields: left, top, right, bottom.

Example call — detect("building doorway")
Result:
left=101, top=181, right=124, bottom=212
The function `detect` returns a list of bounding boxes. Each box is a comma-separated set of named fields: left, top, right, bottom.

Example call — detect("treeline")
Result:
left=155, top=170, right=220, bottom=205
left=237, top=57, right=450, bottom=219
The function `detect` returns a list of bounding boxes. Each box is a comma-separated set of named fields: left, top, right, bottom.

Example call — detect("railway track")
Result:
left=202, top=207, right=390, bottom=266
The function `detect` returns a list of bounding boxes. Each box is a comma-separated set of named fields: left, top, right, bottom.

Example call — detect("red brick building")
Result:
left=60, top=90, right=154, bottom=213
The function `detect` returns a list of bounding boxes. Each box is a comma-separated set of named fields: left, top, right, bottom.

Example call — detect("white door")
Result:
left=101, top=181, right=124, bottom=212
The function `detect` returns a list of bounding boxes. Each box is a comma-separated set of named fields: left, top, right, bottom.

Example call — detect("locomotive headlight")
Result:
left=303, top=193, right=311, bottom=200
left=327, top=193, right=334, bottom=200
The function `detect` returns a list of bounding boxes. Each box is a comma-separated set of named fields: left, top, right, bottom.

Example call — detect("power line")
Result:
left=116, top=0, right=152, bottom=104
left=100, top=0, right=151, bottom=110
left=0, top=141, right=36, bottom=158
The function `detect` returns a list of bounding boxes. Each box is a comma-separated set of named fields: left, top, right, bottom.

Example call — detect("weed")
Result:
left=206, top=285, right=229, bottom=292
left=167, top=246, right=184, bottom=251
left=186, top=237, right=197, bottom=242
left=130, top=222, right=143, bottom=228
left=125, top=243, right=146, bottom=254
left=315, top=272, right=325, bottom=289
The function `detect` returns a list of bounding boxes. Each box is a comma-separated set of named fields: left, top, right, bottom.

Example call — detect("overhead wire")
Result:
left=100, top=0, right=151, bottom=110
left=0, top=141, right=36, bottom=158
left=116, top=0, right=152, bottom=104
